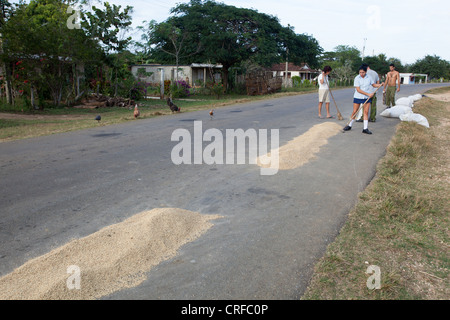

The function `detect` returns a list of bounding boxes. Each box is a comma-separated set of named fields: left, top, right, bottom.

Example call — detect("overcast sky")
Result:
left=18, top=0, right=450, bottom=65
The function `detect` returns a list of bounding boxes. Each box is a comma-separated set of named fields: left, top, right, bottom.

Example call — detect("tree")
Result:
left=410, top=55, right=450, bottom=80
left=82, top=1, right=133, bottom=96
left=280, top=27, right=322, bottom=69
left=362, top=54, right=405, bottom=78
left=134, top=19, right=157, bottom=64
left=1, top=0, right=101, bottom=107
left=334, top=45, right=362, bottom=71
left=331, top=61, right=354, bottom=83
left=149, top=19, right=201, bottom=84
left=320, top=45, right=362, bottom=76
left=147, top=0, right=322, bottom=90
left=0, top=0, right=14, bottom=104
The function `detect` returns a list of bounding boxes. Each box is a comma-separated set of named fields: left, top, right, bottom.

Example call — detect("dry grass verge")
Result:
left=301, top=87, right=450, bottom=300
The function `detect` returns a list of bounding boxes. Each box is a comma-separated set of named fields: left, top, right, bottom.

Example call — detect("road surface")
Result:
left=0, top=83, right=448, bottom=299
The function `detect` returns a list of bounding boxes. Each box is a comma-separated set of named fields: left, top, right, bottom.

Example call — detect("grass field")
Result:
left=301, top=86, right=450, bottom=300
left=0, top=89, right=316, bottom=142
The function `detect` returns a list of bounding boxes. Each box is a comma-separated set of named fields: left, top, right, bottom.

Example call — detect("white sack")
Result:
left=396, top=97, right=414, bottom=108
left=399, top=112, right=429, bottom=128
left=380, top=105, right=413, bottom=118
left=410, top=94, right=423, bottom=102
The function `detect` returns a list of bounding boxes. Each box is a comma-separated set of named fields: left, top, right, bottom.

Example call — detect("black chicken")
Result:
left=167, top=97, right=180, bottom=113
left=95, top=115, right=101, bottom=123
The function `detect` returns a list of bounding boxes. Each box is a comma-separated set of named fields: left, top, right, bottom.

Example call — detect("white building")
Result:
left=131, top=63, right=222, bottom=87
left=399, top=73, right=428, bottom=84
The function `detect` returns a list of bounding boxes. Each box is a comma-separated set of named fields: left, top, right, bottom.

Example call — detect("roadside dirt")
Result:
left=426, top=92, right=450, bottom=102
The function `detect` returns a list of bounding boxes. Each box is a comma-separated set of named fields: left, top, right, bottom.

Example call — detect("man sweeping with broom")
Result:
left=343, top=65, right=384, bottom=135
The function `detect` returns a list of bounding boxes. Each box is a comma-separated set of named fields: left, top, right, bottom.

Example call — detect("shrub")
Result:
left=170, top=80, right=191, bottom=98
left=206, top=81, right=224, bottom=99
left=292, top=76, right=302, bottom=87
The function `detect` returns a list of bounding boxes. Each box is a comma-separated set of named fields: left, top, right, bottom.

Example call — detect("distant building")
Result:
left=270, top=62, right=319, bottom=81
left=131, top=63, right=223, bottom=87
left=399, top=73, right=428, bottom=84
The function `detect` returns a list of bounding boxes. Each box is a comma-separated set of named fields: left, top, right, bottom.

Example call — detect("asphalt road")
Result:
left=0, top=83, right=448, bottom=299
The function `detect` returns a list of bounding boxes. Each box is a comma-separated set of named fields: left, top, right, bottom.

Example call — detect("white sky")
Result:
left=114, top=0, right=450, bottom=65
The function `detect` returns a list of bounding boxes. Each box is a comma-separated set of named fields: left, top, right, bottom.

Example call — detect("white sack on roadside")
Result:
left=396, top=97, right=414, bottom=108
left=380, top=105, right=413, bottom=118
left=399, top=112, right=429, bottom=128
left=410, top=94, right=423, bottom=102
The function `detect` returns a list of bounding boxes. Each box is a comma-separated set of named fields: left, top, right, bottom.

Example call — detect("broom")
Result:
left=325, top=78, right=344, bottom=120
left=342, top=85, right=382, bottom=133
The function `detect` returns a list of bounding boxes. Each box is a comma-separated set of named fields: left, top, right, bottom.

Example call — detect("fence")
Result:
left=245, top=71, right=283, bottom=96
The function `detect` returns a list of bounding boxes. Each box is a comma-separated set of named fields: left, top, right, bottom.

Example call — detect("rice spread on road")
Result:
left=257, top=122, right=342, bottom=170
left=0, top=208, right=221, bottom=300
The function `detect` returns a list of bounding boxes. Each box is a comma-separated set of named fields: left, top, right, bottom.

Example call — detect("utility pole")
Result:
left=285, top=47, right=289, bottom=88
left=362, top=38, right=367, bottom=61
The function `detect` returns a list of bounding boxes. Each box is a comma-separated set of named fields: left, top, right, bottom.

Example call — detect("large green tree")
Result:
left=1, top=0, right=101, bottom=107
left=1, top=0, right=135, bottom=107
left=145, top=0, right=322, bottom=90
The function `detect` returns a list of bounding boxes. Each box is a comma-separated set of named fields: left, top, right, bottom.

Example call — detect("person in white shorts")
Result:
left=317, top=65, right=333, bottom=119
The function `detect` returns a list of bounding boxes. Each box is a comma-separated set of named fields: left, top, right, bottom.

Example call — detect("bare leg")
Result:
left=350, top=103, right=360, bottom=120
left=363, top=103, right=370, bottom=120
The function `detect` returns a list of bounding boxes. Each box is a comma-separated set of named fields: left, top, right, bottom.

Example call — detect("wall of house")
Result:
left=191, top=68, right=222, bottom=86
left=400, top=73, right=413, bottom=84
left=131, top=65, right=192, bottom=85
left=272, top=71, right=315, bottom=81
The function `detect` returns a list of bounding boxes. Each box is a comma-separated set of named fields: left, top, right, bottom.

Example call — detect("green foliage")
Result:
left=0, top=0, right=103, bottom=107
left=81, top=2, right=133, bottom=53
left=291, top=76, right=302, bottom=87
left=170, top=80, right=191, bottom=98
left=206, top=81, right=224, bottom=99
left=320, top=45, right=362, bottom=71
left=410, top=55, right=450, bottom=80
left=0, top=0, right=136, bottom=108
left=321, top=46, right=408, bottom=80
left=145, top=0, right=322, bottom=90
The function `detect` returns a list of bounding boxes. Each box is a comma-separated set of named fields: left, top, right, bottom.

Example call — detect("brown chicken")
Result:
left=209, top=109, right=214, bottom=120
left=133, top=105, right=140, bottom=118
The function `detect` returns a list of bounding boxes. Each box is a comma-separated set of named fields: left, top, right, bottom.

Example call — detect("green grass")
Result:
left=0, top=88, right=319, bottom=142
left=301, top=86, right=450, bottom=300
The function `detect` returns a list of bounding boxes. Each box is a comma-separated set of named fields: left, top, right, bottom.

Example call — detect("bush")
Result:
left=292, top=76, right=302, bottom=87
left=129, top=81, right=149, bottom=101
left=170, top=80, right=191, bottom=98
left=206, top=81, right=224, bottom=99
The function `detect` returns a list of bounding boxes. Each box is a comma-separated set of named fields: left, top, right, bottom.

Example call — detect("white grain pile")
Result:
left=0, top=208, right=221, bottom=300
left=257, top=122, right=342, bottom=170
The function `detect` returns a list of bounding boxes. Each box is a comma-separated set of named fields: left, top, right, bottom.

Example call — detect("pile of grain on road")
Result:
left=0, top=208, right=221, bottom=300
left=257, top=122, right=342, bottom=170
